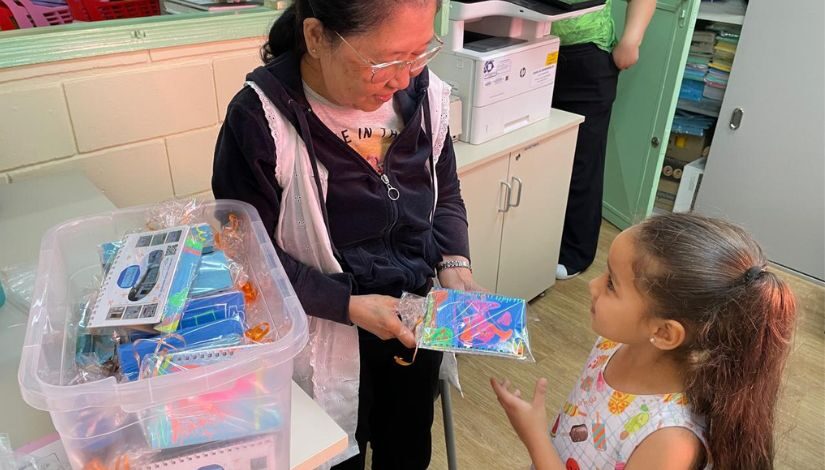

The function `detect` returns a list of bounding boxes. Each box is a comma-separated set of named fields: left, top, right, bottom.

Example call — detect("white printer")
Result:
left=430, top=0, right=604, bottom=144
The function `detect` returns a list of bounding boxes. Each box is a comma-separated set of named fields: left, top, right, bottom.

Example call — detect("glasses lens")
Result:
left=371, top=65, right=399, bottom=83
left=411, top=47, right=441, bottom=73
left=369, top=43, right=442, bottom=83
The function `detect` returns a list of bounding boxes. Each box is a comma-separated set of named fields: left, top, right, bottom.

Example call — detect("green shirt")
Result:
left=551, top=0, right=617, bottom=52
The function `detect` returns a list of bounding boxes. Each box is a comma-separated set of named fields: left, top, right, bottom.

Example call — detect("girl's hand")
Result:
left=349, top=294, right=415, bottom=348
left=612, top=38, right=640, bottom=70
left=491, top=377, right=550, bottom=447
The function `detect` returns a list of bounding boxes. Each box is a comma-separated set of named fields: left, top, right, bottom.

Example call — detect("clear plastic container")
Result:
left=18, top=200, right=308, bottom=469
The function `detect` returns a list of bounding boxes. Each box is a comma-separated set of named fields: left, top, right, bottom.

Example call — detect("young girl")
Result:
left=492, top=213, right=797, bottom=469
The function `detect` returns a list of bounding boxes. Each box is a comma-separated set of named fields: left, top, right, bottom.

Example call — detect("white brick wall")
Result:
left=0, top=38, right=263, bottom=207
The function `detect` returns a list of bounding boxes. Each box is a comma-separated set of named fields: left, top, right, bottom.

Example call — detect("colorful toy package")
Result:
left=140, top=365, right=282, bottom=449
left=89, top=225, right=209, bottom=332
left=418, top=289, right=533, bottom=361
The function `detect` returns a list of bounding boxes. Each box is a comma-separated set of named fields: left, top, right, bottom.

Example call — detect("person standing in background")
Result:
left=553, top=0, right=656, bottom=280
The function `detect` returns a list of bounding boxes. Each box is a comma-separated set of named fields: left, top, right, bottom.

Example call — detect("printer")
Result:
left=430, top=0, right=604, bottom=144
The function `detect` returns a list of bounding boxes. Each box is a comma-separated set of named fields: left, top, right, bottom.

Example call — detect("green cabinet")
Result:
left=602, top=0, right=700, bottom=229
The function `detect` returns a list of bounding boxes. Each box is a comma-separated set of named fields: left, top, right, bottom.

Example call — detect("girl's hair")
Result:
left=633, top=213, right=797, bottom=470
left=262, top=0, right=433, bottom=63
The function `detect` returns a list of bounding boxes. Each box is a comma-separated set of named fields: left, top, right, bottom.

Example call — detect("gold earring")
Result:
left=649, top=337, right=656, bottom=344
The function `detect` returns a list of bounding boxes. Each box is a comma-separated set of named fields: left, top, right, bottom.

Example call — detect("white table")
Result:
left=0, top=172, right=347, bottom=468
left=0, top=172, right=118, bottom=447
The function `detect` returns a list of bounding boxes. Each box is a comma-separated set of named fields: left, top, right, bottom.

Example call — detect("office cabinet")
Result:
left=457, top=111, right=581, bottom=299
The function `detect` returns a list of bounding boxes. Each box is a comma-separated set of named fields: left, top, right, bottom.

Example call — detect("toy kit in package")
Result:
left=117, top=317, right=246, bottom=382
left=89, top=226, right=205, bottom=331
left=141, top=367, right=282, bottom=449
left=418, top=289, right=533, bottom=361
left=137, top=433, right=277, bottom=469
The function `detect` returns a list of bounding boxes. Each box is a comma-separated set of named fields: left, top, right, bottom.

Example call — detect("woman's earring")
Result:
left=649, top=337, right=656, bottom=344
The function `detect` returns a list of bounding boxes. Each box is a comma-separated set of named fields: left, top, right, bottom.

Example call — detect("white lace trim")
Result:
left=432, top=77, right=451, bottom=164
left=245, top=81, right=284, bottom=183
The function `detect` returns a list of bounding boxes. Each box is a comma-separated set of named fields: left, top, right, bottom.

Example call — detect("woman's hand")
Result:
left=612, top=38, right=640, bottom=70
left=349, top=294, right=415, bottom=348
left=437, top=255, right=487, bottom=292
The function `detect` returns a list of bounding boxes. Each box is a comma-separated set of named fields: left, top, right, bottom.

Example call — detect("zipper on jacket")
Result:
left=305, top=101, right=427, bottom=287
left=380, top=174, right=400, bottom=201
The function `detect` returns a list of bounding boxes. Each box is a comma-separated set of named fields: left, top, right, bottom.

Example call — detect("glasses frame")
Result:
left=334, top=31, right=444, bottom=83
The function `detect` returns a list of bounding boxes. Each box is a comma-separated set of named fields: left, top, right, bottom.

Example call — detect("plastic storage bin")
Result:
left=18, top=200, right=308, bottom=469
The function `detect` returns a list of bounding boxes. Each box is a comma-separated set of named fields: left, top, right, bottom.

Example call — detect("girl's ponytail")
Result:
left=684, top=268, right=796, bottom=469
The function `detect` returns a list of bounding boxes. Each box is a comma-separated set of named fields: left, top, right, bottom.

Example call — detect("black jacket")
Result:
left=212, top=52, right=469, bottom=324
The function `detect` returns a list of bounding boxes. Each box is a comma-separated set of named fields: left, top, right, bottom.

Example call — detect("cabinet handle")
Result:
left=498, top=181, right=512, bottom=212
left=729, top=107, right=744, bottom=130
left=509, top=177, right=523, bottom=208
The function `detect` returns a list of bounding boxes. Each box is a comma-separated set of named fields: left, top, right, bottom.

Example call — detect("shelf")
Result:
left=697, top=0, right=747, bottom=25
left=677, top=99, right=721, bottom=118
left=652, top=206, right=672, bottom=216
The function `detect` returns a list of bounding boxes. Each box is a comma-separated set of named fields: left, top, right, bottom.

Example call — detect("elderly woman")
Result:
left=212, top=0, right=480, bottom=468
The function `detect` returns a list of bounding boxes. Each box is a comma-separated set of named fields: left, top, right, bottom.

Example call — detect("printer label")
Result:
left=482, top=58, right=511, bottom=81
left=531, top=65, right=556, bottom=87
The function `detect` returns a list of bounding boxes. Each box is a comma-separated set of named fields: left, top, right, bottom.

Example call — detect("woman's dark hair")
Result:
left=262, top=0, right=432, bottom=63
left=633, top=213, right=797, bottom=469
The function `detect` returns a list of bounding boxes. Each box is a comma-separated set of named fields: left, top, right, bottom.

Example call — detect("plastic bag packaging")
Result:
left=214, top=212, right=246, bottom=264
left=439, top=351, right=463, bottom=397
left=145, top=198, right=208, bottom=232
left=133, top=433, right=279, bottom=468
left=418, top=289, right=534, bottom=361
left=118, top=316, right=246, bottom=382
left=72, top=329, right=118, bottom=385
left=208, top=213, right=275, bottom=343
left=68, top=287, right=121, bottom=385
left=0, top=433, right=38, bottom=470
left=138, top=336, right=258, bottom=379
left=140, top=369, right=283, bottom=450
left=395, top=291, right=465, bottom=395
left=396, top=291, right=427, bottom=333
left=0, top=263, right=37, bottom=313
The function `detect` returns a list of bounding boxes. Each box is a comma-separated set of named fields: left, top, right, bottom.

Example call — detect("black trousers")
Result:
left=331, top=328, right=443, bottom=470
left=553, top=43, right=620, bottom=273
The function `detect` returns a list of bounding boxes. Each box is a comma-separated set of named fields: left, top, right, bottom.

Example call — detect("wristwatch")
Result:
left=436, top=260, right=472, bottom=273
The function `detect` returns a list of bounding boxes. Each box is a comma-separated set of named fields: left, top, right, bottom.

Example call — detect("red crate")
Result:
left=66, top=0, right=159, bottom=22
left=0, top=3, right=16, bottom=29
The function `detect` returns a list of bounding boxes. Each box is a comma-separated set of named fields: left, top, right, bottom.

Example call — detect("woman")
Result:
left=212, top=0, right=481, bottom=468
left=553, top=0, right=655, bottom=280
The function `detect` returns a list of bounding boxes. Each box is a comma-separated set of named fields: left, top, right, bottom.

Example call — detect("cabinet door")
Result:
left=458, top=157, right=509, bottom=292
left=694, top=0, right=825, bottom=281
left=602, top=0, right=700, bottom=229
left=497, top=129, right=578, bottom=300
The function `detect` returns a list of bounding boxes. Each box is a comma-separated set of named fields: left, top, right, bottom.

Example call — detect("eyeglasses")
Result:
left=335, top=31, right=444, bottom=84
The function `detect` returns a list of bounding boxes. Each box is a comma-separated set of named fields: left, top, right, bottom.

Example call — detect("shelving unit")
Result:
left=676, top=98, right=720, bottom=118
left=696, top=0, right=746, bottom=25
left=654, top=0, right=747, bottom=214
